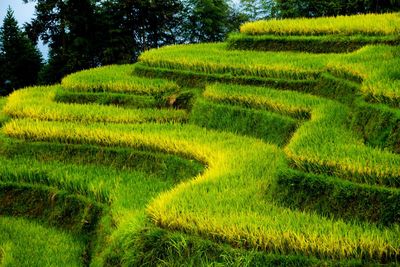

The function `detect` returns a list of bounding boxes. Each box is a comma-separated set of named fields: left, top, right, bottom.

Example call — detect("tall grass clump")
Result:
left=240, top=13, right=400, bottom=36
left=62, top=64, right=179, bottom=94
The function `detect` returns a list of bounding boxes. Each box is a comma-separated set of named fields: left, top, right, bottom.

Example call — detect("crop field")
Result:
left=1, top=13, right=400, bottom=266
left=228, top=13, right=400, bottom=53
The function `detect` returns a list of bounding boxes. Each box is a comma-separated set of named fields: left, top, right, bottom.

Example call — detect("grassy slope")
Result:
left=3, top=119, right=400, bottom=261
left=1, top=14, right=400, bottom=266
left=139, top=43, right=400, bottom=107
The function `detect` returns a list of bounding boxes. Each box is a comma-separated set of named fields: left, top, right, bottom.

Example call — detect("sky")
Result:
left=0, top=0, right=49, bottom=59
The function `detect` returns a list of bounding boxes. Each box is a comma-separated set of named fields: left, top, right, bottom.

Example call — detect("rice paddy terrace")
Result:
left=1, top=13, right=400, bottom=266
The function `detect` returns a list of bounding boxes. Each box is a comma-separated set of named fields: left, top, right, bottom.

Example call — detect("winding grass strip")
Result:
left=202, top=83, right=400, bottom=187
left=227, top=33, right=400, bottom=53
left=139, top=43, right=325, bottom=80
left=3, top=86, right=187, bottom=124
left=61, top=64, right=178, bottom=95
left=139, top=43, right=400, bottom=108
left=3, top=119, right=400, bottom=261
left=203, top=83, right=320, bottom=119
left=190, top=98, right=298, bottom=146
left=54, top=90, right=159, bottom=109
left=240, top=13, right=400, bottom=36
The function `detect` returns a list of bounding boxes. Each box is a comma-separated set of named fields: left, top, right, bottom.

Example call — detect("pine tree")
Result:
left=239, top=0, right=276, bottom=21
left=0, top=7, right=42, bottom=94
left=183, top=0, right=232, bottom=42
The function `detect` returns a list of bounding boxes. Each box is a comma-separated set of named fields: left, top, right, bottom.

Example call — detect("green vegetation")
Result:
left=1, top=12, right=400, bottom=266
left=61, top=65, right=178, bottom=95
left=4, top=86, right=187, bottom=124
left=0, top=98, right=8, bottom=125
left=0, top=8, right=42, bottom=95
left=228, top=13, right=400, bottom=53
left=240, top=13, right=400, bottom=36
left=0, top=217, right=84, bottom=267
left=138, top=43, right=400, bottom=108
left=227, top=33, right=400, bottom=53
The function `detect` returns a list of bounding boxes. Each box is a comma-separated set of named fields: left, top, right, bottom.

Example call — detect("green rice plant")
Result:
left=54, top=90, right=160, bottom=109
left=3, top=86, right=187, bottom=124
left=203, top=83, right=322, bottom=119
left=350, top=99, right=400, bottom=154
left=114, top=224, right=366, bottom=267
left=0, top=216, right=84, bottom=267
left=61, top=64, right=179, bottom=95
left=285, top=102, right=400, bottom=188
left=0, top=128, right=204, bottom=265
left=227, top=33, right=400, bottom=53
left=3, top=119, right=400, bottom=262
left=139, top=43, right=400, bottom=107
left=134, top=63, right=319, bottom=91
left=190, top=98, right=298, bottom=146
left=201, top=83, right=400, bottom=187
left=138, top=43, right=325, bottom=80
left=0, top=98, right=9, bottom=126
left=329, top=45, right=400, bottom=108
left=240, top=12, right=400, bottom=36
left=274, top=169, right=400, bottom=225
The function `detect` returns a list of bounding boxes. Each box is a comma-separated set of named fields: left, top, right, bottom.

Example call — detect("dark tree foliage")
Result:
left=24, top=0, right=99, bottom=84
left=239, top=0, right=277, bottom=20
left=24, top=0, right=185, bottom=83
left=95, top=0, right=137, bottom=65
left=113, top=0, right=184, bottom=56
left=275, top=0, right=400, bottom=18
left=0, top=7, right=42, bottom=95
left=182, top=0, right=233, bottom=42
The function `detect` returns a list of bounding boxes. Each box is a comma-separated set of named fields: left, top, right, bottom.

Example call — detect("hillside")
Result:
left=0, top=12, right=400, bottom=266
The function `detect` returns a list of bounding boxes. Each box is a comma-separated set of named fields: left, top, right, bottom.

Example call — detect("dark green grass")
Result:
left=190, top=98, right=298, bottom=146
left=134, top=63, right=318, bottom=90
left=273, top=169, right=400, bottom=226
left=104, top=225, right=372, bottom=267
left=227, top=33, right=400, bottom=53
left=54, top=90, right=160, bottom=109
left=351, top=100, right=400, bottom=154
left=0, top=134, right=203, bottom=182
left=0, top=216, right=85, bottom=267
left=0, top=132, right=205, bottom=266
left=0, top=97, right=9, bottom=127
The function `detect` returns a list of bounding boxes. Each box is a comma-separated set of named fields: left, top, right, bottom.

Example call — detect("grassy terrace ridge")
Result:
left=4, top=119, right=400, bottom=262
left=138, top=44, right=400, bottom=108
left=4, top=86, right=187, bottom=123
left=240, top=13, right=400, bottom=36
left=61, top=64, right=179, bottom=94
left=228, top=13, right=400, bottom=53
left=1, top=14, right=400, bottom=266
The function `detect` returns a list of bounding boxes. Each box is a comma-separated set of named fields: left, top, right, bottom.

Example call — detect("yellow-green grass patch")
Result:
left=240, top=13, right=400, bottom=36
left=3, top=86, right=187, bottom=124
left=61, top=64, right=179, bottom=95
left=0, top=216, right=84, bottom=267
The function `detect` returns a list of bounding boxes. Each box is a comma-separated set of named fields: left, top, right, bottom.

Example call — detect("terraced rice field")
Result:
left=0, top=13, right=399, bottom=266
